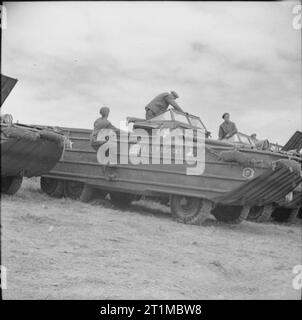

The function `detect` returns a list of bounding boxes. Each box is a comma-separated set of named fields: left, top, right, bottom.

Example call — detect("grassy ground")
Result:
left=1, top=178, right=302, bottom=299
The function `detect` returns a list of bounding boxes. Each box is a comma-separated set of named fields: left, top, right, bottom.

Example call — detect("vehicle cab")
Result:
left=127, top=109, right=209, bottom=136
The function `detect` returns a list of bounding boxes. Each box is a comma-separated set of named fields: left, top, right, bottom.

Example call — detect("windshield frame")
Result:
left=171, top=110, right=191, bottom=126
left=187, top=115, right=207, bottom=131
left=238, top=133, right=253, bottom=145
left=148, top=109, right=207, bottom=132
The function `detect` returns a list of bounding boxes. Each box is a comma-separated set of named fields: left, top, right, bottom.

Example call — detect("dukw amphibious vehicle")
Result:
left=40, top=109, right=301, bottom=225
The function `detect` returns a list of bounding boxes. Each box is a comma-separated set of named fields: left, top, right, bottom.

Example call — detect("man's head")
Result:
left=171, top=91, right=179, bottom=99
left=222, top=112, right=230, bottom=122
left=100, top=106, right=110, bottom=118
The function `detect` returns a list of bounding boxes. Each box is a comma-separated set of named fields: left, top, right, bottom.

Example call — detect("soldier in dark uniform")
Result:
left=145, top=91, right=184, bottom=119
left=90, top=106, right=119, bottom=150
left=218, top=113, right=238, bottom=140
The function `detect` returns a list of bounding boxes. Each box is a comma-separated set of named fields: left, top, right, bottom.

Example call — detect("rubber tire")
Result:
left=79, top=184, right=95, bottom=203
left=64, top=181, right=84, bottom=200
left=247, top=205, right=273, bottom=223
left=272, top=207, right=299, bottom=223
left=170, top=195, right=210, bottom=225
left=110, top=192, right=134, bottom=208
left=211, top=205, right=250, bottom=224
left=40, top=177, right=65, bottom=198
left=1, top=175, right=23, bottom=195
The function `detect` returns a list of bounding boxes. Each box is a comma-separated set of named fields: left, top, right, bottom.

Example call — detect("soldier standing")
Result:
left=218, top=113, right=238, bottom=140
left=144, top=91, right=184, bottom=119
left=90, top=106, right=119, bottom=150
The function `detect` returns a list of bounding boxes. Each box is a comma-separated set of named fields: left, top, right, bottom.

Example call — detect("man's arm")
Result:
left=107, top=121, right=119, bottom=132
left=165, top=95, right=184, bottom=112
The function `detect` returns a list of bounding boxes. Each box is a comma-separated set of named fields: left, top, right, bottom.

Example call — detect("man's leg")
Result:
left=145, top=109, right=155, bottom=120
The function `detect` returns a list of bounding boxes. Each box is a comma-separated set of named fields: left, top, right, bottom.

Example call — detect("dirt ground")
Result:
left=1, top=178, right=302, bottom=299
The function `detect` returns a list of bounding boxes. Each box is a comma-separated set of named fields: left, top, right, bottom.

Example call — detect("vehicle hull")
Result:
left=42, top=127, right=301, bottom=207
left=1, top=124, right=66, bottom=178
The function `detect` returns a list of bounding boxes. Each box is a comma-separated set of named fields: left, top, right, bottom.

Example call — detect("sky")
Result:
left=1, top=1, right=301, bottom=144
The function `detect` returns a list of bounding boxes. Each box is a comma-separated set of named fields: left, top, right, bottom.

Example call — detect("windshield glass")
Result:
left=149, top=111, right=172, bottom=122
left=239, top=134, right=252, bottom=145
left=233, top=134, right=241, bottom=143
left=173, top=112, right=190, bottom=125
left=189, top=116, right=204, bottom=129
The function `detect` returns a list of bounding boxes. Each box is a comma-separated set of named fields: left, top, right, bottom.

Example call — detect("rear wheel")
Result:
left=211, top=205, right=250, bottom=224
left=110, top=192, right=134, bottom=208
left=272, top=207, right=299, bottom=223
left=247, top=205, right=273, bottom=223
left=170, top=195, right=212, bottom=225
left=1, top=175, right=23, bottom=195
left=40, top=177, right=64, bottom=198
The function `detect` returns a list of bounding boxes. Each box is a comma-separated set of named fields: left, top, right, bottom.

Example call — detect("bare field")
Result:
left=1, top=178, right=301, bottom=299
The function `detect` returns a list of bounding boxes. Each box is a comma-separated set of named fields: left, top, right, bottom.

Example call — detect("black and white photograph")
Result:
left=1, top=0, right=302, bottom=305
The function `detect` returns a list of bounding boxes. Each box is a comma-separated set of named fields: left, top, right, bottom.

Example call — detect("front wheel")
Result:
left=170, top=195, right=212, bottom=225
left=1, top=175, right=23, bottom=195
